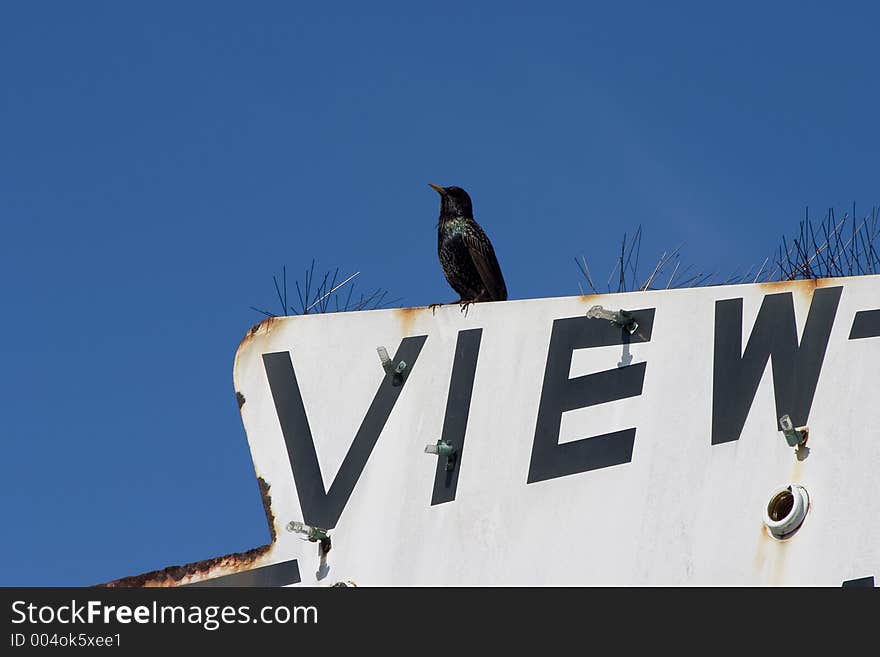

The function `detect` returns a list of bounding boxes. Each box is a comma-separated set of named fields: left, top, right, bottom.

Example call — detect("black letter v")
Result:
left=263, top=336, right=427, bottom=529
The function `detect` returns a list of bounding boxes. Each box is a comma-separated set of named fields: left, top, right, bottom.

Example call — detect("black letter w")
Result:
left=712, top=287, right=841, bottom=444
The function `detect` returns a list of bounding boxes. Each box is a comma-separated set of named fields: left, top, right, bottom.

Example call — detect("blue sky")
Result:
left=1, top=2, right=877, bottom=585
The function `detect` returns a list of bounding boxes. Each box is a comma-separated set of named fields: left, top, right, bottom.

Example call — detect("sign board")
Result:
left=113, top=275, right=880, bottom=586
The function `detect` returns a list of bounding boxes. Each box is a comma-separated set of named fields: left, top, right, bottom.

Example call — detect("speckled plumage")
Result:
left=432, top=185, right=507, bottom=303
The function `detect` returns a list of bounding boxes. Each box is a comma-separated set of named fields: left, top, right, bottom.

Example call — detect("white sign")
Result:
left=229, top=276, right=879, bottom=586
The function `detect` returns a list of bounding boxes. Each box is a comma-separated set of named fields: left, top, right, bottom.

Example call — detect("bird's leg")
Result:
left=459, top=289, right=489, bottom=314
left=429, top=301, right=457, bottom=315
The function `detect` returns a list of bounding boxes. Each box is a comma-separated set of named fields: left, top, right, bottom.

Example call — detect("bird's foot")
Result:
left=428, top=300, right=475, bottom=316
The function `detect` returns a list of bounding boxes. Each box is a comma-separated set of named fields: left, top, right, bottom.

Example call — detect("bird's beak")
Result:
left=428, top=183, right=447, bottom=196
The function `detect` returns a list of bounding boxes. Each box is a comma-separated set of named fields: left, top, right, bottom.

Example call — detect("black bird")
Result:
left=430, top=183, right=507, bottom=309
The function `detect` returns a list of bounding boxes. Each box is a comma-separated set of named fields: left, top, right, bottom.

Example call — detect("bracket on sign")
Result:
left=425, top=439, right=457, bottom=471
left=377, top=346, right=407, bottom=377
left=287, top=521, right=332, bottom=555
left=586, top=305, right=638, bottom=334
left=779, top=414, right=808, bottom=450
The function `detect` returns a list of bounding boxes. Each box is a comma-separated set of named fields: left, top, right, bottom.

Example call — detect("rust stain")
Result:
left=768, top=530, right=790, bottom=586
left=97, top=544, right=272, bottom=588
left=758, top=277, right=824, bottom=298
left=393, top=306, right=423, bottom=336
left=790, top=454, right=804, bottom=483
left=98, top=476, right=278, bottom=588
left=238, top=315, right=282, bottom=352
left=754, top=523, right=791, bottom=586
left=250, top=315, right=280, bottom=335
left=236, top=391, right=246, bottom=409
left=753, top=525, right=769, bottom=572
left=256, top=475, right=277, bottom=543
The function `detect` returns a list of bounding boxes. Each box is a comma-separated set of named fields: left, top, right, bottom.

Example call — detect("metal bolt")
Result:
left=779, top=414, right=808, bottom=448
